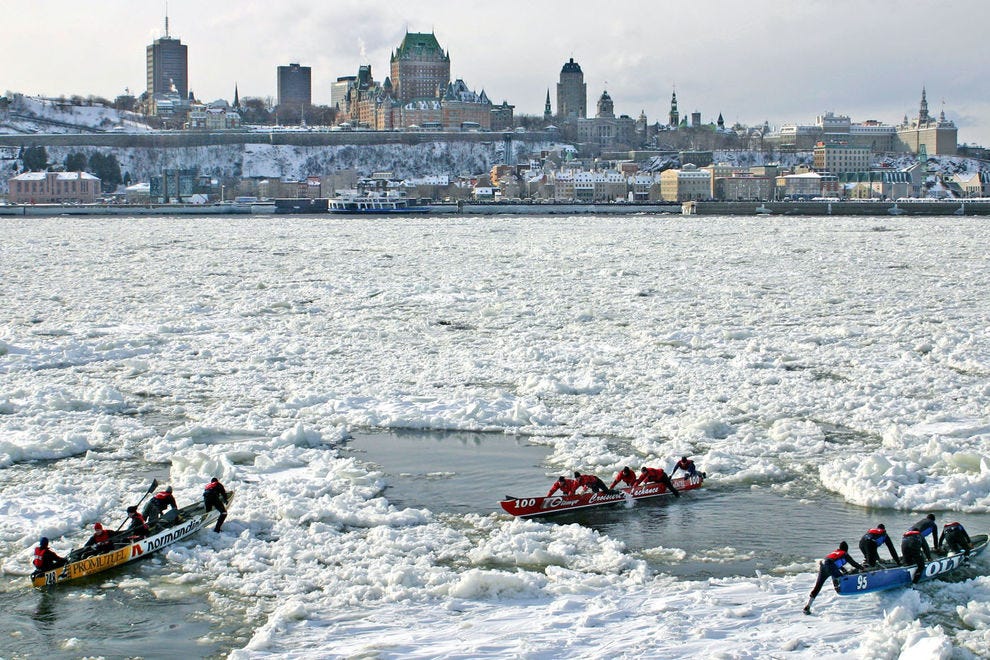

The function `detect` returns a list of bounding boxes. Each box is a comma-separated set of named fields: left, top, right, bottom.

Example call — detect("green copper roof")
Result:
left=393, top=32, right=448, bottom=61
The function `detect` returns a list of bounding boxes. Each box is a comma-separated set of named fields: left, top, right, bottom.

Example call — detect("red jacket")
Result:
left=634, top=467, right=668, bottom=486
left=610, top=469, right=637, bottom=489
left=128, top=511, right=149, bottom=536
left=152, top=491, right=178, bottom=510
left=547, top=478, right=578, bottom=497
left=575, top=474, right=601, bottom=488
left=33, top=546, right=63, bottom=570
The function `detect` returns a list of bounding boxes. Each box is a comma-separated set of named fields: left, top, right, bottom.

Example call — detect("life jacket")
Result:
left=93, top=529, right=112, bottom=544
left=576, top=474, right=599, bottom=487
left=154, top=492, right=171, bottom=503
left=33, top=547, right=45, bottom=568
left=943, top=522, right=962, bottom=531
left=548, top=479, right=577, bottom=496
left=903, top=529, right=920, bottom=538
left=642, top=468, right=667, bottom=481
left=204, top=481, right=222, bottom=496
left=864, top=528, right=887, bottom=545
left=825, top=549, right=848, bottom=568
left=677, top=459, right=694, bottom=470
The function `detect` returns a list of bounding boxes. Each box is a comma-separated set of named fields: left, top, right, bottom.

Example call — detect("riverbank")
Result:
left=3, top=199, right=988, bottom=217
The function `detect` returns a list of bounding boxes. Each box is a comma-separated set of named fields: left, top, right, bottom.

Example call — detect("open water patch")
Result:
left=342, top=429, right=552, bottom=516
left=343, top=430, right=990, bottom=583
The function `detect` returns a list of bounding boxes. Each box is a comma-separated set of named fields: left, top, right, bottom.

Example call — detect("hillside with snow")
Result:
left=0, top=140, right=562, bottom=194
left=0, top=94, right=152, bottom=135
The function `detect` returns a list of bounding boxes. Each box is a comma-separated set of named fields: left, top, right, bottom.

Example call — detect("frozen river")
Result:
left=1, top=214, right=989, bottom=658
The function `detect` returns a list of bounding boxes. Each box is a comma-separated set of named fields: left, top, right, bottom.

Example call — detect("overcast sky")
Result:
left=5, top=0, right=989, bottom=145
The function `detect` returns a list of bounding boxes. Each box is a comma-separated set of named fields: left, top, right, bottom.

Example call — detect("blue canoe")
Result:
left=834, top=533, right=988, bottom=595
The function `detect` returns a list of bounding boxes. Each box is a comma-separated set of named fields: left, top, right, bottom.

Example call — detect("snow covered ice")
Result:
left=2, top=215, right=990, bottom=658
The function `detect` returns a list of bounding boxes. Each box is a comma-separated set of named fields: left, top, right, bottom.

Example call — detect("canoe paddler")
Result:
left=84, top=522, right=114, bottom=555
left=859, top=524, right=900, bottom=567
left=142, top=485, right=178, bottom=525
left=203, top=477, right=230, bottom=532
left=633, top=466, right=680, bottom=497
left=803, top=541, right=863, bottom=614
left=609, top=466, right=637, bottom=490
left=547, top=476, right=578, bottom=497
left=573, top=471, right=609, bottom=493
left=32, top=537, right=67, bottom=573
left=126, top=506, right=150, bottom=539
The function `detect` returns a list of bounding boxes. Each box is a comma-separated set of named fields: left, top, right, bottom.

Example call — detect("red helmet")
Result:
left=94, top=523, right=103, bottom=530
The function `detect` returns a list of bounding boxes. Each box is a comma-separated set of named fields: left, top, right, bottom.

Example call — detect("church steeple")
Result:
left=668, top=88, right=679, bottom=128
left=919, top=86, right=930, bottom=123
left=544, top=89, right=552, bottom=121
left=233, top=83, right=240, bottom=109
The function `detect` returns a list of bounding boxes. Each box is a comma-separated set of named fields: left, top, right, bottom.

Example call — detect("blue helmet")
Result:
left=39, top=537, right=49, bottom=547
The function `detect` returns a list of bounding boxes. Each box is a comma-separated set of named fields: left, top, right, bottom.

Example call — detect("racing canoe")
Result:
left=834, top=532, right=987, bottom=596
left=500, top=474, right=703, bottom=518
left=31, top=491, right=234, bottom=588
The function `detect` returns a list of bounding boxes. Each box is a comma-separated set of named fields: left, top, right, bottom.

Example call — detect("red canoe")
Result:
left=499, top=474, right=704, bottom=518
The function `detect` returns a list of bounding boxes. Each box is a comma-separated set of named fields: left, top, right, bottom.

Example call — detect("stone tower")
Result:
left=596, top=90, right=614, bottom=118
left=556, top=58, right=587, bottom=119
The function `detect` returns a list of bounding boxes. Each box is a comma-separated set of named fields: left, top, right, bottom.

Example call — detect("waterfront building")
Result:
left=714, top=174, right=775, bottom=201
left=629, top=173, right=660, bottom=201
left=659, top=164, right=712, bottom=202
left=8, top=171, right=101, bottom=203
left=277, top=63, right=312, bottom=108
left=569, top=170, right=626, bottom=202
left=951, top=172, right=989, bottom=197
left=837, top=170, right=912, bottom=200
left=556, top=58, right=587, bottom=119
left=703, top=163, right=748, bottom=198
left=775, top=171, right=839, bottom=199
left=813, top=142, right=871, bottom=174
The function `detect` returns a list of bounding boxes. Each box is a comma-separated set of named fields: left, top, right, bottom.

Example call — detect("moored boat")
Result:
left=328, top=192, right=430, bottom=214
left=31, top=491, right=235, bottom=588
left=834, top=533, right=987, bottom=596
left=500, top=474, right=704, bottom=518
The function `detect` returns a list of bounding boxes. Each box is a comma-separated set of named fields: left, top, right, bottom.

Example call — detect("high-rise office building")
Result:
left=556, top=58, right=586, bottom=119
left=390, top=32, right=450, bottom=103
left=146, top=14, right=188, bottom=99
left=277, top=63, right=312, bottom=107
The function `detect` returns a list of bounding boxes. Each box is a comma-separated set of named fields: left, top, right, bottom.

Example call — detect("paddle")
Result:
left=114, top=479, right=158, bottom=533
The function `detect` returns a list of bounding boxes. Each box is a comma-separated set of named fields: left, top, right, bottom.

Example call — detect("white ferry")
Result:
left=328, top=192, right=430, bottom=215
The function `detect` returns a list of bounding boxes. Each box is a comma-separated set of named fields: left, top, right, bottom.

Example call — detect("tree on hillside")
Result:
left=21, top=145, right=48, bottom=171
left=240, top=97, right=273, bottom=125
left=88, top=152, right=122, bottom=191
left=64, top=152, right=88, bottom=172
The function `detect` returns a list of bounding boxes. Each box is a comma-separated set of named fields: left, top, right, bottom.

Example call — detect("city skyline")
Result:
left=5, top=0, right=990, bottom=145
